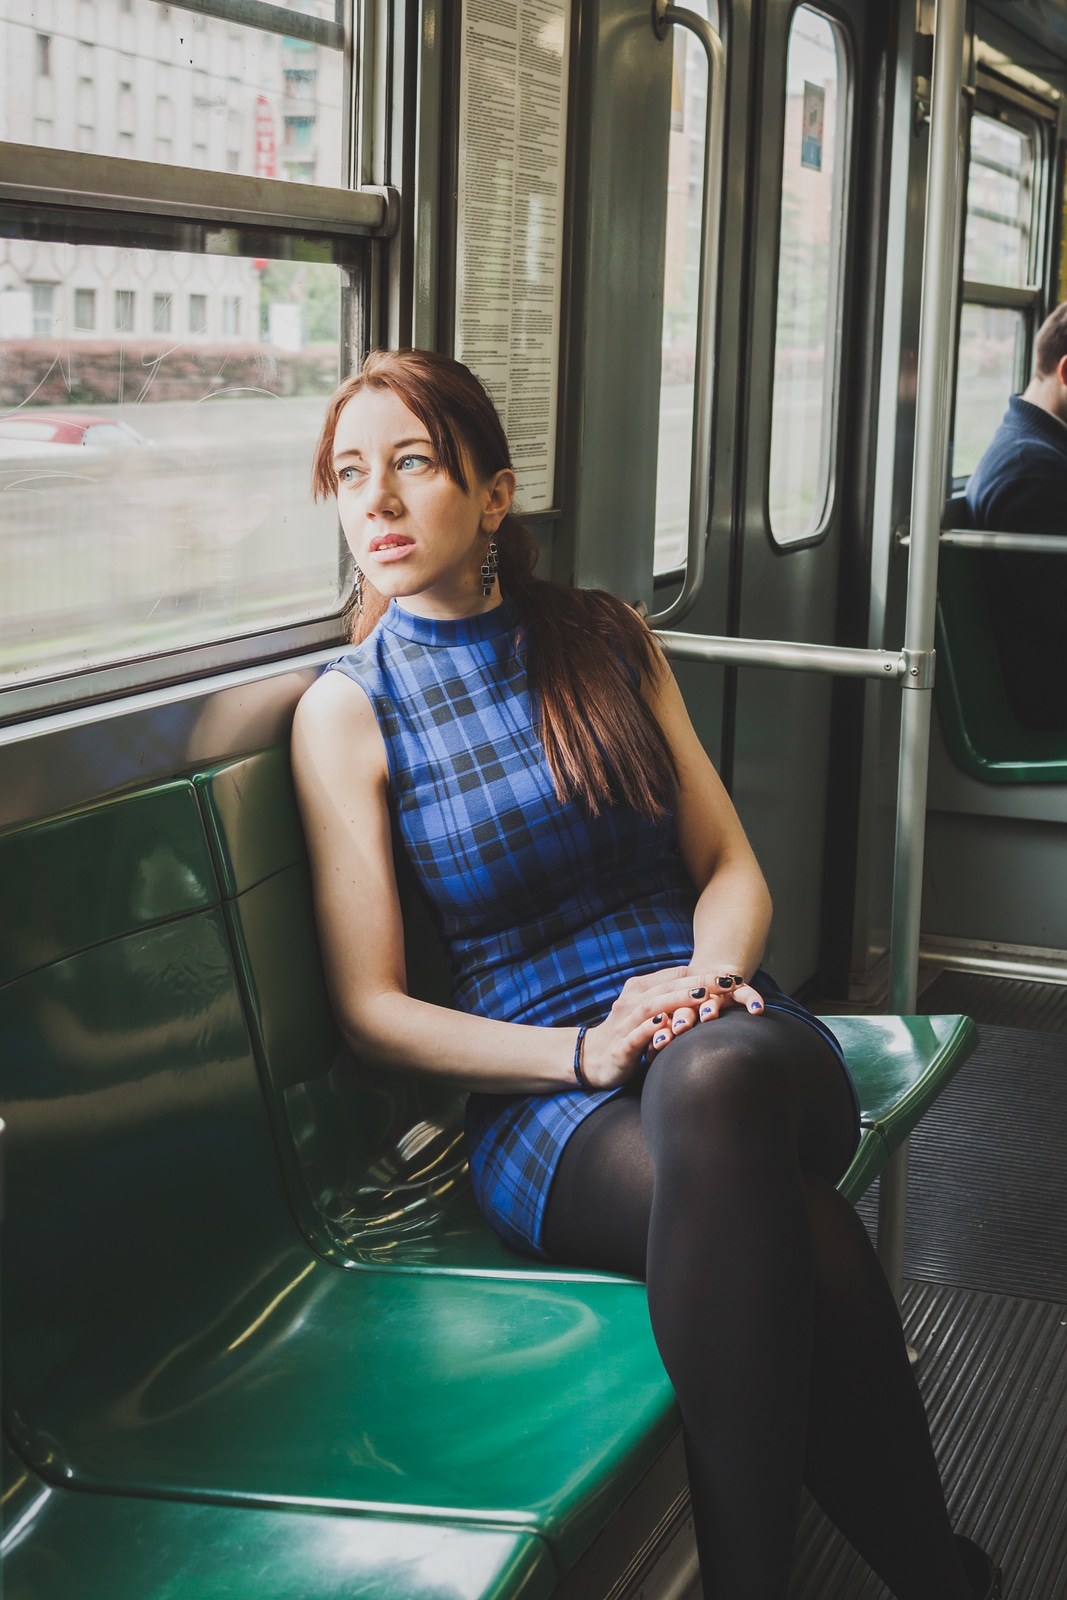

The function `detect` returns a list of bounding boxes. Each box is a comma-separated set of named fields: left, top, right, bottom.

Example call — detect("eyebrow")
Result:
left=333, top=437, right=433, bottom=463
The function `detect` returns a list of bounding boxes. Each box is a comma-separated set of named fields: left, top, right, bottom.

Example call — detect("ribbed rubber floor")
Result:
left=787, top=981, right=1067, bottom=1598
left=855, top=1022, right=1067, bottom=1303
left=789, top=1282, right=1067, bottom=1599
left=920, top=970, right=1067, bottom=1033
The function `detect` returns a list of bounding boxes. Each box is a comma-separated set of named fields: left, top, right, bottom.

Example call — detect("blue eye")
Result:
left=398, top=454, right=431, bottom=471
left=338, top=466, right=361, bottom=484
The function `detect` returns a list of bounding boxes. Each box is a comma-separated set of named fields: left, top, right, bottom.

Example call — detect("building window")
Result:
left=114, top=289, right=135, bottom=332
left=189, top=294, right=208, bottom=334
left=222, top=295, right=240, bottom=336
left=119, top=132, right=134, bottom=157
left=35, top=34, right=51, bottom=75
left=74, top=288, right=96, bottom=330
left=284, top=69, right=316, bottom=101
left=284, top=161, right=315, bottom=184
left=153, top=293, right=172, bottom=333
left=30, top=283, right=56, bottom=337
left=284, top=116, right=314, bottom=148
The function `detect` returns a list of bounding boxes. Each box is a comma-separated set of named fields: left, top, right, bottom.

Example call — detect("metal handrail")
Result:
left=647, top=0, right=727, bottom=629
left=934, top=529, right=1067, bottom=554
left=657, top=631, right=912, bottom=681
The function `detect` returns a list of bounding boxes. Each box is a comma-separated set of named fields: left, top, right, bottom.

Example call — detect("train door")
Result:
left=727, top=0, right=875, bottom=992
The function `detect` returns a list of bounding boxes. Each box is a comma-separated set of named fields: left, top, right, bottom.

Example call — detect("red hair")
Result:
left=313, top=349, right=677, bottom=822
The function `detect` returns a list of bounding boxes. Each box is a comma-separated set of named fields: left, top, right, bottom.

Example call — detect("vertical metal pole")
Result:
left=878, top=0, right=967, bottom=1299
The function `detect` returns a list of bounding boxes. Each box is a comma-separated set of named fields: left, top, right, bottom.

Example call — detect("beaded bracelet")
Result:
left=573, top=1024, right=589, bottom=1088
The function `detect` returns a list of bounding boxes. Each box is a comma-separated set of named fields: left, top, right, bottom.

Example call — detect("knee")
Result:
left=644, top=1016, right=794, bottom=1146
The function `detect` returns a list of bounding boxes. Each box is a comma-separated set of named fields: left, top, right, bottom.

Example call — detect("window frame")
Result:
left=764, top=0, right=856, bottom=552
left=0, top=0, right=397, bottom=726
left=950, top=82, right=1055, bottom=491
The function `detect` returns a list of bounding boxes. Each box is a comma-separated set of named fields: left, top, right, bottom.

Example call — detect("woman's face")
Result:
left=331, top=386, right=515, bottom=617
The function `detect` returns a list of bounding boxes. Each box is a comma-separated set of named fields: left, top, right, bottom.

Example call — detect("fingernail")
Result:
left=699, top=1002, right=713, bottom=1019
left=673, top=1016, right=689, bottom=1031
left=653, top=1030, right=670, bottom=1047
left=652, top=1013, right=665, bottom=1025
left=750, top=1000, right=763, bottom=1012
left=689, top=987, right=706, bottom=999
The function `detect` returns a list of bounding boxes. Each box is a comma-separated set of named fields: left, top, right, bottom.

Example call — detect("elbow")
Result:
left=334, top=987, right=410, bottom=1067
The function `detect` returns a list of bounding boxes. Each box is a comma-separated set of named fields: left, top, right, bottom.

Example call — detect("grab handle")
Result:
left=647, top=0, right=726, bottom=628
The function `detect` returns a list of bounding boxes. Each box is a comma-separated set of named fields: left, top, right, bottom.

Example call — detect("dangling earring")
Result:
left=353, top=562, right=365, bottom=618
left=480, top=537, right=499, bottom=597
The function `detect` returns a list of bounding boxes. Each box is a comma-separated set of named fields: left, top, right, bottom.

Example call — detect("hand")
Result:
left=646, top=969, right=765, bottom=1057
left=581, top=967, right=739, bottom=1089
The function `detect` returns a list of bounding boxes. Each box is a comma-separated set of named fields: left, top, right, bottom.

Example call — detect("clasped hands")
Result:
left=580, top=965, right=764, bottom=1091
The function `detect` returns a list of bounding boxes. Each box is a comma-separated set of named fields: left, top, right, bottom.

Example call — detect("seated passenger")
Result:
left=292, top=349, right=1001, bottom=1600
left=965, top=302, right=1067, bottom=729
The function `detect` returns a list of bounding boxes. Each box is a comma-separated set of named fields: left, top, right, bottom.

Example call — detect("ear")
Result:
left=481, top=468, right=517, bottom=533
left=1057, top=353, right=1067, bottom=389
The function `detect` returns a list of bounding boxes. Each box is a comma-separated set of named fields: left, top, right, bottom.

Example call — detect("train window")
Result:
left=963, top=115, right=1034, bottom=289
left=767, top=6, right=850, bottom=546
left=653, top=1, right=718, bottom=575
left=952, top=304, right=1027, bottom=478
left=2, top=0, right=344, bottom=189
left=952, top=107, right=1042, bottom=483
left=0, top=213, right=352, bottom=690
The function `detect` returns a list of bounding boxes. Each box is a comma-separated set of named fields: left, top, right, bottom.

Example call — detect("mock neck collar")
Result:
left=382, top=597, right=514, bottom=647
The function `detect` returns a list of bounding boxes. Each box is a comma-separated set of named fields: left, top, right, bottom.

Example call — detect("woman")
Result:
left=291, top=348, right=1000, bottom=1600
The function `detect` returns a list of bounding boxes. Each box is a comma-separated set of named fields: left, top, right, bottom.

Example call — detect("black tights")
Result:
left=541, top=1011, right=974, bottom=1600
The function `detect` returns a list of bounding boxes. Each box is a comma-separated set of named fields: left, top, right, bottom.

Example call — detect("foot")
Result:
left=956, top=1535, right=1003, bottom=1599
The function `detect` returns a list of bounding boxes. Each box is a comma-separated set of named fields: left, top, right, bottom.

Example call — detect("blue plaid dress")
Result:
left=330, top=598, right=851, bottom=1257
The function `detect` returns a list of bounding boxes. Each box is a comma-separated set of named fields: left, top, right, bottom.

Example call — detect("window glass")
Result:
left=0, top=216, right=349, bottom=687
left=952, top=303, right=1027, bottom=480
left=2, top=0, right=344, bottom=189
left=767, top=7, right=848, bottom=546
left=653, top=0, right=718, bottom=575
left=963, top=114, right=1034, bottom=288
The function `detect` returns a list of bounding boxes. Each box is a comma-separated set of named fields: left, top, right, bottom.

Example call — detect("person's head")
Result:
left=312, top=350, right=523, bottom=626
left=1025, top=303, right=1067, bottom=423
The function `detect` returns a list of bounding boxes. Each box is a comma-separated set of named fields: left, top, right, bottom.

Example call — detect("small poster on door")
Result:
left=801, top=81, right=824, bottom=170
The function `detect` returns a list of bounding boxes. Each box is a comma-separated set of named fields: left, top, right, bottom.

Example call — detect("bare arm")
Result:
left=291, top=669, right=712, bottom=1092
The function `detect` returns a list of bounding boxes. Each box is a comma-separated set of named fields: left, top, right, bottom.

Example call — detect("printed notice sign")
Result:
left=800, top=81, right=825, bottom=171
left=455, top=0, right=571, bottom=512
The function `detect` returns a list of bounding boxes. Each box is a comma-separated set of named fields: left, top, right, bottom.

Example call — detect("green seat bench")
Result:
left=0, top=747, right=976, bottom=1600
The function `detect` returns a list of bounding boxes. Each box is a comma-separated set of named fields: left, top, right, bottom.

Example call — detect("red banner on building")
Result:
left=256, top=95, right=276, bottom=179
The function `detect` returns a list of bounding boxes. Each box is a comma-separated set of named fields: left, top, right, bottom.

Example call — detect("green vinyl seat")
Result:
left=0, top=747, right=977, bottom=1600
left=936, top=545, right=1067, bottom=783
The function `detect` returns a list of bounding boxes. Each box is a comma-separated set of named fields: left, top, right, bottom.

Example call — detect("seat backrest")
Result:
left=936, top=546, right=1067, bottom=783
left=0, top=781, right=296, bottom=1455
left=192, top=747, right=501, bottom=1266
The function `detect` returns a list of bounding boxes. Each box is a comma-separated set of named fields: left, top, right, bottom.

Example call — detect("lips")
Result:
left=368, top=533, right=415, bottom=562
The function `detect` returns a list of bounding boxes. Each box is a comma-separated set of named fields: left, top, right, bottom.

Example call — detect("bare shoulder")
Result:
left=291, top=667, right=389, bottom=792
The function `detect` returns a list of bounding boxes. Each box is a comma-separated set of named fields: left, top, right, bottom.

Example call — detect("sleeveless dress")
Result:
left=329, top=598, right=857, bottom=1257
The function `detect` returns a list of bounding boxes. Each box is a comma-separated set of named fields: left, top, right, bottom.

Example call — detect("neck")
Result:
left=1021, top=375, right=1067, bottom=426
left=394, top=587, right=504, bottom=622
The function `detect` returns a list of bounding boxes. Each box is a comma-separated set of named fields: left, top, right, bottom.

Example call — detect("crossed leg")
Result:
left=541, top=1010, right=974, bottom=1600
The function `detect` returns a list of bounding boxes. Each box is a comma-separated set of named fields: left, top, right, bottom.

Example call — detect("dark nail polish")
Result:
left=653, top=1013, right=665, bottom=1025
left=689, top=987, right=706, bottom=999
left=751, top=1000, right=763, bottom=1011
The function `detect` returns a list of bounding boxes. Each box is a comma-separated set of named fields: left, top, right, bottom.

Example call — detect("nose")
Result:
left=364, top=463, right=401, bottom=518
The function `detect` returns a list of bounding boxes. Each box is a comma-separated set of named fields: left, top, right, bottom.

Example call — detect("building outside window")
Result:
left=153, top=293, right=172, bottom=333
left=284, top=161, right=315, bottom=183
left=74, top=288, right=96, bottom=330
left=30, top=284, right=56, bottom=336
left=36, top=35, right=51, bottom=76
left=285, top=70, right=316, bottom=101
left=189, top=293, right=208, bottom=334
left=222, top=295, right=241, bottom=336
left=114, top=289, right=135, bottom=331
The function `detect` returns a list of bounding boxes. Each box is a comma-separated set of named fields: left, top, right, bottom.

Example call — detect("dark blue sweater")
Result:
left=966, top=394, right=1067, bottom=533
